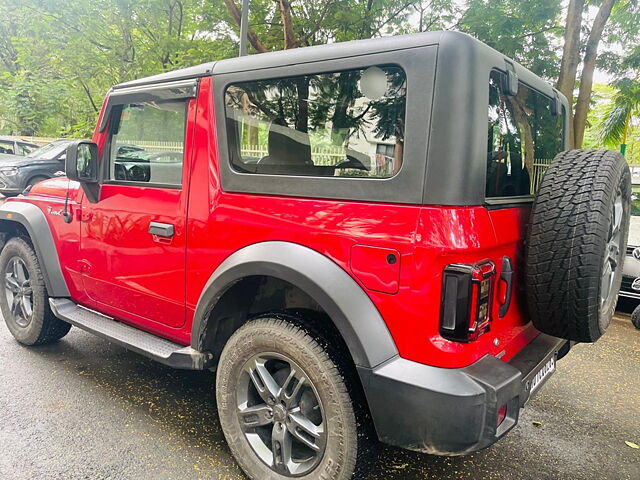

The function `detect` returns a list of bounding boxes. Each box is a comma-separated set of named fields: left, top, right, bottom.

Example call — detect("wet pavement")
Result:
left=0, top=312, right=638, bottom=480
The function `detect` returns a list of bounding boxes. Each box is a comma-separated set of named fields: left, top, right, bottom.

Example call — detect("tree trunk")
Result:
left=294, top=77, right=309, bottom=132
left=510, top=90, right=535, bottom=173
left=277, top=0, right=297, bottom=49
left=556, top=0, right=584, bottom=148
left=573, top=0, right=617, bottom=148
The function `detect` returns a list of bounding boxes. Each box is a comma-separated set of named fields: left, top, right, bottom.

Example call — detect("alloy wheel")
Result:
left=4, top=256, right=33, bottom=328
left=601, top=190, right=624, bottom=309
left=236, top=352, right=326, bottom=476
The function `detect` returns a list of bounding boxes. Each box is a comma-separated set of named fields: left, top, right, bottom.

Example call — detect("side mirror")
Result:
left=66, top=141, right=99, bottom=183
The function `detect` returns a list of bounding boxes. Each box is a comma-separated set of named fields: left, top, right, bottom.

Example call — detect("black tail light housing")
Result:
left=440, top=260, right=496, bottom=342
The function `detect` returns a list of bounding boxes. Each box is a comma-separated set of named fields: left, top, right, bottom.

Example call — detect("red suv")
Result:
left=0, top=32, right=630, bottom=480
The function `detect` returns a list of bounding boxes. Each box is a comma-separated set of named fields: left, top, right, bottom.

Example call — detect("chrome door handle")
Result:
left=148, top=222, right=174, bottom=238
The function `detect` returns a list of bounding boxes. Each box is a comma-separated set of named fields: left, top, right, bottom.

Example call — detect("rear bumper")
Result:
left=358, top=333, right=569, bottom=455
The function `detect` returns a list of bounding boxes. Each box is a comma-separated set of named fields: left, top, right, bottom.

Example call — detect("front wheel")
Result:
left=216, top=315, right=374, bottom=480
left=632, top=305, right=640, bottom=330
left=0, top=236, right=71, bottom=345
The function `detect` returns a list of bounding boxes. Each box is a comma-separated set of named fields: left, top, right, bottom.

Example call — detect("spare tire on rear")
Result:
left=526, top=149, right=631, bottom=342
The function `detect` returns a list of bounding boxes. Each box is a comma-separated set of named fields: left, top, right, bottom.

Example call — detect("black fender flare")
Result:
left=0, top=201, right=70, bottom=297
left=191, top=241, right=398, bottom=369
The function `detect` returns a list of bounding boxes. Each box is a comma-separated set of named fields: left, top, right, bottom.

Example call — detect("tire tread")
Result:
left=526, top=149, right=630, bottom=342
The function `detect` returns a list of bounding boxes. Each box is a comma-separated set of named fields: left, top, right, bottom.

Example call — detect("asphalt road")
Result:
left=0, top=313, right=638, bottom=480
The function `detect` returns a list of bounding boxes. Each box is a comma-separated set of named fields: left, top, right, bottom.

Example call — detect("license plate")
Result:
left=529, top=355, right=556, bottom=395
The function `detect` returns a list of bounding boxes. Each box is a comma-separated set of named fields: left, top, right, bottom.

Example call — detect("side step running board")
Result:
left=49, top=298, right=214, bottom=370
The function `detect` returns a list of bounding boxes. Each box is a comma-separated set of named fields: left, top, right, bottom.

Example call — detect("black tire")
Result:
left=526, top=149, right=631, bottom=342
left=632, top=305, right=640, bottom=330
left=0, top=236, right=71, bottom=345
left=216, top=314, right=374, bottom=480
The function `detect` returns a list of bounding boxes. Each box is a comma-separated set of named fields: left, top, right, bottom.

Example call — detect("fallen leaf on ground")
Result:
left=532, top=421, right=543, bottom=428
left=625, top=441, right=639, bottom=449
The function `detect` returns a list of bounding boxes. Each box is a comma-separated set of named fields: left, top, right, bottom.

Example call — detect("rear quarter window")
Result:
left=486, top=70, right=564, bottom=199
left=224, top=65, right=407, bottom=179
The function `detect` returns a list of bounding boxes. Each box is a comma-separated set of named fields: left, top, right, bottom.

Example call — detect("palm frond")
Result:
left=599, top=102, right=631, bottom=146
left=598, top=78, right=640, bottom=147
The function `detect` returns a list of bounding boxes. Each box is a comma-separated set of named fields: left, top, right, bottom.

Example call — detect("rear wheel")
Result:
left=526, top=149, right=631, bottom=342
left=216, top=314, right=374, bottom=480
left=0, top=236, right=71, bottom=345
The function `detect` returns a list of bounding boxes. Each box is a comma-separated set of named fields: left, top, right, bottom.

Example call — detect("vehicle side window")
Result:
left=486, top=70, right=564, bottom=199
left=0, top=141, right=15, bottom=155
left=18, top=143, right=37, bottom=155
left=108, top=100, right=187, bottom=187
left=225, top=65, right=406, bottom=178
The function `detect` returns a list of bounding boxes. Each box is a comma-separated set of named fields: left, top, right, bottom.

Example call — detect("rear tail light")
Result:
left=439, top=260, right=496, bottom=342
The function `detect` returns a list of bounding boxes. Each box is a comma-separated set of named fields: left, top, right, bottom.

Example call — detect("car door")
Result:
left=79, top=87, right=195, bottom=328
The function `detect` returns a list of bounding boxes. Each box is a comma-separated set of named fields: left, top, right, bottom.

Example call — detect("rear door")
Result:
left=485, top=69, right=565, bottom=339
left=79, top=84, right=196, bottom=328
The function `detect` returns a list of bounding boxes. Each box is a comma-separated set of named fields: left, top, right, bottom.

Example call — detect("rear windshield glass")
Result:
left=486, top=70, right=564, bottom=199
left=224, top=65, right=407, bottom=179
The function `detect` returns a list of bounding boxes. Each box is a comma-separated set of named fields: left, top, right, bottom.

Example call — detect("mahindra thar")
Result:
left=0, top=32, right=630, bottom=480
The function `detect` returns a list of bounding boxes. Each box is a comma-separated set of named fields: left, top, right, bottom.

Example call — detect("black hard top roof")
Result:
left=113, top=62, right=217, bottom=90
left=113, top=31, right=449, bottom=90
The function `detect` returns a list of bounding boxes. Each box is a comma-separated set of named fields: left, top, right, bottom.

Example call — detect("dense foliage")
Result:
left=0, top=0, right=638, bottom=145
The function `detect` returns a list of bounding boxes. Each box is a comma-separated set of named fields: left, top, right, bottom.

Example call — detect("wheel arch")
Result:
left=0, top=201, right=70, bottom=297
left=191, top=241, right=398, bottom=369
left=26, top=174, right=51, bottom=186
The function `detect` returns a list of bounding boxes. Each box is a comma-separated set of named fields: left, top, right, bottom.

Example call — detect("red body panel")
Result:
left=78, top=184, right=188, bottom=328
left=350, top=245, right=401, bottom=294
left=12, top=76, right=539, bottom=368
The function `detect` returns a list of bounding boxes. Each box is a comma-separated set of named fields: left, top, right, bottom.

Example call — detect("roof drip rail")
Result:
left=98, top=79, right=198, bottom=132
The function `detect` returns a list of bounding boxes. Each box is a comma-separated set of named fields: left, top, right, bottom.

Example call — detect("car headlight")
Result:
left=0, top=167, right=18, bottom=176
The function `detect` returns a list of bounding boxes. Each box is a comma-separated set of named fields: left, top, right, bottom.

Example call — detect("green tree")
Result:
left=0, top=0, right=638, bottom=143
left=557, top=0, right=640, bottom=148
left=598, top=77, right=640, bottom=155
left=460, top=0, right=562, bottom=79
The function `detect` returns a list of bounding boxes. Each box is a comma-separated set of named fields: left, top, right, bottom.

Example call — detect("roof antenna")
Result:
left=239, top=0, right=250, bottom=56
left=62, top=177, right=72, bottom=224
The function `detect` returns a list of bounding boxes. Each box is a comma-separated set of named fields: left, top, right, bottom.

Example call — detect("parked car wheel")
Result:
left=526, top=149, right=631, bottom=342
left=0, top=236, right=71, bottom=345
left=216, top=314, right=374, bottom=480
left=631, top=305, right=640, bottom=329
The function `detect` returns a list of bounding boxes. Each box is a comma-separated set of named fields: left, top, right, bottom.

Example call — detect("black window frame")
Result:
left=213, top=47, right=437, bottom=205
